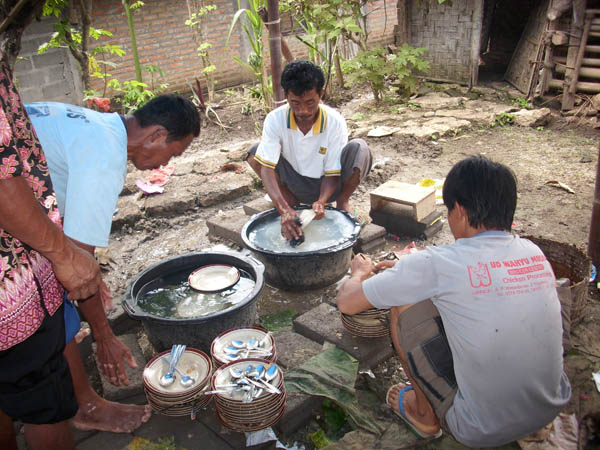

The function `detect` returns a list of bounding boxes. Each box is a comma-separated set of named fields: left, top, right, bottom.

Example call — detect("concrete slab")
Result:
left=197, top=172, right=255, bottom=207
left=357, top=237, right=386, bottom=254
left=107, top=303, right=143, bottom=337
left=276, top=392, right=322, bottom=436
left=293, top=303, right=394, bottom=369
left=244, top=196, right=274, bottom=216
left=206, top=208, right=250, bottom=248
left=273, top=330, right=323, bottom=370
left=370, top=204, right=443, bottom=239
left=93, top=333, right=147, bottom=402
left=194, top=402, right=249, bottom=449
left=356, top=223, right=386, bottom=247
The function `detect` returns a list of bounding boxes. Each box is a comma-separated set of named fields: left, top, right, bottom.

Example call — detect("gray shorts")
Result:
left=397, top=299, right=457, bottom=431
left=247, top=139, right=372, bottom=204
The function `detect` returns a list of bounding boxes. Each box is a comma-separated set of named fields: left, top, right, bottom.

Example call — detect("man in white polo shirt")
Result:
left=247, top=60, right=372, bottom=241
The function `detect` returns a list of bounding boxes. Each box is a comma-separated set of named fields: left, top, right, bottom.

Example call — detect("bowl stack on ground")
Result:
left=341, top=308, right=390, bottom=338
left=210, top=358, right=286, bottom=432
left=143, top=347, right=212, bottom=417
left=211, top=326, right=277, bottom=368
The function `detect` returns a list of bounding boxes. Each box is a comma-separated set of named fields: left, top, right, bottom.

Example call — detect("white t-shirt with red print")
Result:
left=363, top=231, right=571, bottom=447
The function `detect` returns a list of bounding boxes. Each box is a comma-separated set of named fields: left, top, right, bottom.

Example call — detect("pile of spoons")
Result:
left=211, top=326, right=277, bottom=368
left=143, top=346, right=213, bottom=417
left=210, top=358, right=286, bottom=432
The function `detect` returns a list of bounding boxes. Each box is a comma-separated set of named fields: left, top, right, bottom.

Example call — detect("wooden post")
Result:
left=538, top=20, right=557, bottom=96
left=469, top=0, right=484, bottom=90
left=588, top=144, right=600, bottom=270
left=562, top=0, right=586, bottom=110
left=565, top=14, right=593, bottom=102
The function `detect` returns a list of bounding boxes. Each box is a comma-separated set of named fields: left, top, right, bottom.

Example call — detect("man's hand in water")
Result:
left=312, top=201, right=326, bottom=220
left=280, top=208, right=301, bottom=240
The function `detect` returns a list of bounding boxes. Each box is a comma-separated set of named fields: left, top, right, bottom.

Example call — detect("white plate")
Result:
left=212, top=359, right=282, bottom=402
left=211, top=327, right=274, bottom=364
left=143, top=348, right=211, bottom=395
left=188, top=264, right=240, bottom=292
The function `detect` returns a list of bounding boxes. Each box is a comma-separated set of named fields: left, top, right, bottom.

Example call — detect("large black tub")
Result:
left=122, top=251, right=264, bottom=353
left=241, top=206, right=360, bottom=290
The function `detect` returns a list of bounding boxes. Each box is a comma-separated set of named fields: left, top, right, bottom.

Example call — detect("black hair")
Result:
left=281, top=60, right=325, bottom=96
left=443, top=156, right=517, bottom=231
left=133, top=94, right=201, bottom=142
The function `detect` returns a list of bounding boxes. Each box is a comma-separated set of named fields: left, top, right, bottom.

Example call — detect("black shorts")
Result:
left=0, top=303, right=78, bottom=424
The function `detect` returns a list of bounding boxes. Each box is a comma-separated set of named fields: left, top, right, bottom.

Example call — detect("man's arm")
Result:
left=71, top=239, right=137, bottom=386
left=260, top=166, right=302, bottom=240
left=0, top=176, right=101, bottom=300
left=337, top=253, right=376, bottom=315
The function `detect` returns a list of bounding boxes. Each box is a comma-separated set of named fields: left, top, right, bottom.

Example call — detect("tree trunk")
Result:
left=0, top=0, right=44, bottom=71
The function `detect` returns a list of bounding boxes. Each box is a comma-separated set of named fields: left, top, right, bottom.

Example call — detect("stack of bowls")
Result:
left=211, top=326, right=277, bottom=368
left=341, top=308, right=390, bottom=338
left=143, top=347, right=212, bottom=417
left=211, top=358, right=286, bottom=432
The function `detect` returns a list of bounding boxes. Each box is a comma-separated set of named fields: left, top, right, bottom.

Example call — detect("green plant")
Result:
left=351, top=112, right=365, bottom=120
left=490, top=112, right=515, bottom=127
left=514, top=97, right=533, bottom=110
left=40, top=0, right=125, bottom=94
left=107, top=79, right=155, bottom=114
left=345, top=44, right=430, bottom=103
left=185, top=0, right=218, bottom=103
left=143, top=64, right=169, bottom=93
left=227, top=0, right=272, bottom=110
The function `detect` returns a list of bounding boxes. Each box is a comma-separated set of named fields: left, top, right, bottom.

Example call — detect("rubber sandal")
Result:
left=385, top=383, right=443, bottom=439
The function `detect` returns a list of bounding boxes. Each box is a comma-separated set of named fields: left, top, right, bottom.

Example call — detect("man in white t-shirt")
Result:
left=337, top=156, right=571, bottom=447
left=247, top=60, right=372, bottom=241
left=26, top=94, right=200, bottom=433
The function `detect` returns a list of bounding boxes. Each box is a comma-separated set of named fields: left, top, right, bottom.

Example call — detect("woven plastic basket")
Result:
left=525, top=236, right=591, bottom=325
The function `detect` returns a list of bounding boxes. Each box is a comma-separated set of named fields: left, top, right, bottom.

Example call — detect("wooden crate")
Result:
left=369, top=181, right=436, bottom=221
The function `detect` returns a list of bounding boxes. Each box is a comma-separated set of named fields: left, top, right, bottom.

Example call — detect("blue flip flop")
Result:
left=386, top=384, right=443, bottom=439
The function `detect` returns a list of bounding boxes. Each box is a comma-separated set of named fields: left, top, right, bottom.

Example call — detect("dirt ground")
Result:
left=102, top=82, right=600, bottom=448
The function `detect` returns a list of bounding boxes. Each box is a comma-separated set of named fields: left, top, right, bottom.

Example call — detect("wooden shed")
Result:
left=395, top=0, right=599, bottom=102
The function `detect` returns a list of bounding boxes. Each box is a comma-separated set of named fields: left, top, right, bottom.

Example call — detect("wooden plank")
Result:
left=539, top=20, right=558, bottom=96
left=369, top=181, right=435, bottom=222
left=586, top=45, right=600, bottom=53
left=470, top=0, right=483, bottom=89
left=562, top=0, right=587, bottom=110
left=550, top=78, right=600, bottom=93
left=505, top=0, right=551, bottom=93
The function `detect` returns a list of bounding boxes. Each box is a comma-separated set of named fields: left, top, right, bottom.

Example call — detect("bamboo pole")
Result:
left=469, top=0, right=483, bottom=90
left=554, top=56, right=600, bottom=67
left=266, top=0, right=284, bottom=104
left=550, top=78, right=600, bottom=93
left=556, top=64, right=600, bottom=79
left=562, top=0, right=586, bottom=110
left=539, top=19, right=558, bottom=96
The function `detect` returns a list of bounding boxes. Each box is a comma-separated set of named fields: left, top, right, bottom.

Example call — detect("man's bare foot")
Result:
left=72, top=399, right=152, bottom=433
left=336, top=199, right=350, bottom=212
left=386, top=384, right=440, bottom=435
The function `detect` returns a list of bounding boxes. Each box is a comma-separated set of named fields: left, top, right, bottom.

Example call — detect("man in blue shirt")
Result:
left=26, top=94, right=200, bottom=433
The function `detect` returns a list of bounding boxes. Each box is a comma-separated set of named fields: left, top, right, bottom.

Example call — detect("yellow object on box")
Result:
left=417, top=178, right=445, bottom=203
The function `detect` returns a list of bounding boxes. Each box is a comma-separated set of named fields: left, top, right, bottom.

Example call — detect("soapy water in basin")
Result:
left=248, top=210, right=357, bottom=253
left=138, top=269, right=255, bottom=319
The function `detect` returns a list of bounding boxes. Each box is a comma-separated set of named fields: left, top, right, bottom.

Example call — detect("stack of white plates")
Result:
left=143, top=348, right=212, bottom=417
left=211, top=326, right=277, bottom=368
left=211, top=358, right=286, bottom=432
left=341, top=308, right=390, bottom=338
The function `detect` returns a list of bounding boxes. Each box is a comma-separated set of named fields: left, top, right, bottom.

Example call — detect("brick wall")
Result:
left=89, top=0, right=398, bottom=95
left=15, top=0, right=398, bottom=103
left=409, top=0, right=474, bottom=84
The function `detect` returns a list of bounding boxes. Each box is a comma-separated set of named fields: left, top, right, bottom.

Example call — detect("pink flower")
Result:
left=0, top=108, right=12, bottom=147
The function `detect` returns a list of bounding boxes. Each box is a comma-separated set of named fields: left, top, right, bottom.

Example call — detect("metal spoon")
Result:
left=159, top=345, right=178, bottom=387
left=173, top=366, right=195, bottom=388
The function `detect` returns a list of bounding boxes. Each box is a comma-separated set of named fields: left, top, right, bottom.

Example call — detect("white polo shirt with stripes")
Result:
left=254, top=103, right=348, bottom=179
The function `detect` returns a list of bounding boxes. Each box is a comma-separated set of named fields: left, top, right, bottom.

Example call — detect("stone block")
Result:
left=107, top=302, right=143, bottom=337
left=370, top=204, right=443, bottom=239
left=273, top=330, right=323, bottom=370
left=197, top=172, right=254, bottom=207
left=356, top=237, right=386, bottom=255
left=32, top=51, right=65, bottom=69
left=112, top=196, right=144, bottom=231
left=93, top=333, right=147, bottom=402
left=15, top=69, right=47, bottom=89
left=293, top=303, right=394, bottom=369
left=194, top=402, right=248, bottom=448
left=244, top=196, right=274, bottom=216
left=275, top=392, right=322, bottom=436
left=206, top=208, right=250, bottom=248
left=356, top=223, right=386, bottom=246
left=143, top=187, right=198, bottom=217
